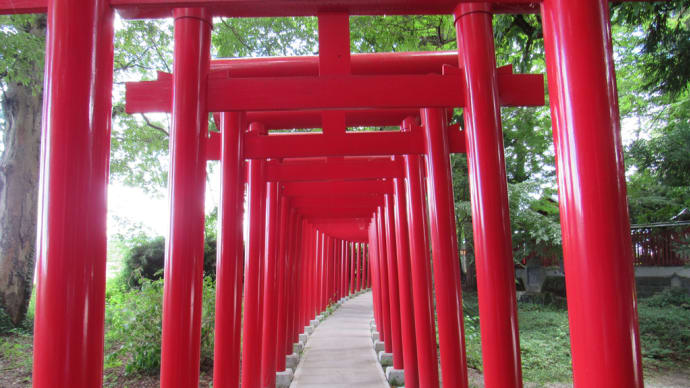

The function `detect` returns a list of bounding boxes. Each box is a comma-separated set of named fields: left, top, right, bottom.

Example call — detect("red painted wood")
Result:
left=264, top=157, right=404, bottom=182
left=212, top=51, right=457, bottom=76
left=392, top=174, right=420, bottom=387
left=241, top=123, right=267, bottom=388
left=126, top=72, right=543, bottom=113
left=282, top=180, right=393, bottom=196
left=260, top=183, right=280, bottom=387
left=213, top=112, right=245, bottom=388
left=160, top=9, right=211, bottom=387
left=422, top=108, right=469, bottom=388
left=542, top=0, right=644, bottom=385
left=456, top=5, right=522, bottom=387
left=32, top=0, right=113, bottom=386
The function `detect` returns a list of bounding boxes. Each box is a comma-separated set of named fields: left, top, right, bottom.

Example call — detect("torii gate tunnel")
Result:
left=0, top=0, right=652, bottom=387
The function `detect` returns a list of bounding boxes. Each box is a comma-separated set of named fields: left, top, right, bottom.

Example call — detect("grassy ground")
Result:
left=460, top=288, right=690, bottom=387
left=1, top=286, right=689, bottom=387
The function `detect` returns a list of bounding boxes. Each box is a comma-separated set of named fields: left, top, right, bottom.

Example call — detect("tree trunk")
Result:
left=0, top=80, right=42, bottom=325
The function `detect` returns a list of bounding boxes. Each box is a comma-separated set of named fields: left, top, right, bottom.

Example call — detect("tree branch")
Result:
left=141, top=114, right=169, bottom=136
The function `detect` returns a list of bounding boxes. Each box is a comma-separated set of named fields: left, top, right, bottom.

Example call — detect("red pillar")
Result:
left=403, top=118, right=440, bottom=388
left=454, top=5, right=523, bottom=388
left=349, top=242, right=355, bottom=294
left=355, top=243, right=361, bottom=292
left=261, top=183, right=280, bottom=387
left=241, top=123, right=268, bottom=388
left=368, top=222, right=383, bottom=341
left=329, top=237, right=337, bottom=304
left=364, top=243, right=370, bottom=289
left=287, top=212, right=301, bottom=354
left=384, top=195, right=405, bottom=369
left=342, top=241, right=348, bottom=297
left=393, top=173, right=420, bottom=388
left=336, top=239, right=342, bottom=300
left=422, top=108, right=469, bottom=388
left=319, top=232, right=326, bottom=312
left=341, top=240, right=346, bottom=298
left=276, top=197, right=291, bottom=372
left=214, top=112, right=245, bottom=388
left=322, top=233, right=329, bottom=310
left=376, top=208, right=393, bottom=354
left=309, top=226, right=317, bottom=320
left=341, top=241, right=345, bottom=299
left=541, top=1, right=643, bottom=386
left=322, top=234, right=329, bottom=309
left=310, top=229, right=319, bottom=321
left=160, top=9, right=211, bottom=388
left=32, top=0, right=113, bottom=385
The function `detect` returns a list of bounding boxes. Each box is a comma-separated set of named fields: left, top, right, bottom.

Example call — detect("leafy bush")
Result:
left=638, top=288, right=690, bottom=368
left=105, top=277, right=216, bottom=375
left=120, top=236, right=217, bottom=289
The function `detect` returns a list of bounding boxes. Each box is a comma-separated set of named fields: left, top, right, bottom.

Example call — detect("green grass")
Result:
left=460, top=287, right=690, bottom=384
left=2, top=282, right=688, bottom=386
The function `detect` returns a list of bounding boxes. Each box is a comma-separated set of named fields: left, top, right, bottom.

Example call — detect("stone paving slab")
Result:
left=290, top=292, right=389, bottom=388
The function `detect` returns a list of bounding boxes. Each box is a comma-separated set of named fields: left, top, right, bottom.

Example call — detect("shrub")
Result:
left=105, top=277, right=216, bottom=375
left=637, top=288, right=690, bottom=368
left=120, top=236, right=217, bottom=289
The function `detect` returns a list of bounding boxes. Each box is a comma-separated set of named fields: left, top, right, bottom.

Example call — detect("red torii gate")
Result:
left=0, top=1, right=650, bottom=388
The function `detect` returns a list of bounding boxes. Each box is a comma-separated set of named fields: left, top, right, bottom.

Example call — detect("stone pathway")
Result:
left=290, top=292, right=389, bottom=388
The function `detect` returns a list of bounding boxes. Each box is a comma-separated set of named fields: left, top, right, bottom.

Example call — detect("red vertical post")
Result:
left=322, top=234, right=328, bottom=309
left=393, top=171, right=420, bottom=388
left=261, top=182, right=280, bottom=387
left=314, top=229, right=320, bottom=317
left=368, top=222, right=383, bottom=340
left=310, top=229, right=319, bottom=321
left=403, top=119, right=440, bottom=388
left=330, top=237, right=337, bottom=304
left=332, top=238, right=337, bottom=303
left=160, top=9, right=211, bottom=388
left=214, top=112, right=245, bottom=388
left=364, top=244, right=372, bottom=288
left=275, top=197, right=290, bottom=372
left=341, top=240, right=346, bottom=298
left=288, top=213, right=302, bottom=354
left=364, top=243, right=370, bottom=289
left=310, top=227, right=317, bottom=320
left=376, top=208, right=393, bottom=354
left=384, top=195, right=404, bottom=369
left=299, top=226, right=306, bottom=329
left=422, top=108, right=469, bottom=388
left=284, top=212, right=295, bottom=359
left=241, top=123, right=268, bottom=388
left=356, top=243, right=361, bottom=292
left=350, top=242, right=355, bottom=294
left=32, top=0, right=113, bottom=385
left=320, top=232, right=326, bottom=311
left=341, top=241, right=347, bottom=298
left=336, top=239, right=342, bottom=300
left=340, top=240, right=350, bottom=298
left=319, top=233, right=333, bottom=313
left=454, top=5, right=523, bottom=388
left=541, top=1, right=644, bottom=386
